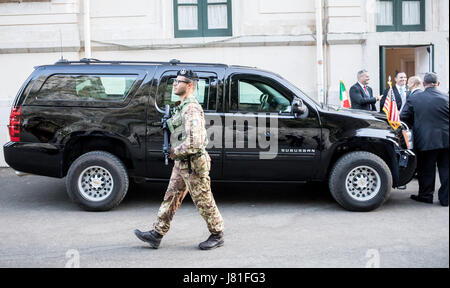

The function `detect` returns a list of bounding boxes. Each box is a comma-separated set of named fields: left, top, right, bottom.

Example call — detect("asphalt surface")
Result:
left=0, top=168, right=448, bottom=268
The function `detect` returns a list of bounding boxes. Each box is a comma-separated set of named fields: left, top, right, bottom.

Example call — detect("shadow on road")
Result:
left=124, top=181, right=335, bottom=207
left=1, top=167, right=426, bottom=213
left=0, top=168, right=339, bottom=211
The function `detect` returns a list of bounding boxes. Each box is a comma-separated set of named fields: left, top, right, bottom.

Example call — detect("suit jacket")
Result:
left=399, top=89, right=420, bottom=128
left=400, top=87, right=449, bottom=151
left=349, top=83, right=377, bottom=111
left=380, top=86, right=403, bottom=113
left=408, top=89, right=421, bottom=98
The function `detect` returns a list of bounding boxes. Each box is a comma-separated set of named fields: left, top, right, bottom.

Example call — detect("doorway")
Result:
left=380, top=45, right=434, bottom=92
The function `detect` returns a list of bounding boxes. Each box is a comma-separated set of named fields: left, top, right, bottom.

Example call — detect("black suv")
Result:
left=4, top=58, right=416, bottom=212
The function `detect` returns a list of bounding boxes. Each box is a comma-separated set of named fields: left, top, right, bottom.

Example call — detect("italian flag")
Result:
left=339, top=80, right=351, bottom=108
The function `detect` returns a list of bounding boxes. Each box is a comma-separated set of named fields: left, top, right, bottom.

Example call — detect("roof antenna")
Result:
left=56, top=29, right=68, bottom=64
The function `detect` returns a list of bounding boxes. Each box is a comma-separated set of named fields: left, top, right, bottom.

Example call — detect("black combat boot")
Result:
left=199, top=232, right=224, bottom=250
left=134, top=229, right=163, bottom=249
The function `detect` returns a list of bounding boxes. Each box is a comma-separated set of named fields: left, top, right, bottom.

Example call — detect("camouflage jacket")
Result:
left=167, top=95, right=208, bottom=160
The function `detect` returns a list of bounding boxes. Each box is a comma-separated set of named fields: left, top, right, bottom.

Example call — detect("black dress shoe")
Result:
left=134, top=229, right=163, bottom=249
left=440, top=200, right=449, bottom=207
left=199, top=232, right=224, bottom=250
left=410, top=195, right=433, bottom=204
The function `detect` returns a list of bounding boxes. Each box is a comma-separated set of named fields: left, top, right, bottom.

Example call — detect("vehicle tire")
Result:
left=329, top=151, right=392, bottom=212
left=66, top=151, right=129, bottom=211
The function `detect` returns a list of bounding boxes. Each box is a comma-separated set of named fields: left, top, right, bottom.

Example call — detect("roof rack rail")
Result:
left=80, top=58, right=101, bottom=63
left=53, top=58, right=229, bottom=67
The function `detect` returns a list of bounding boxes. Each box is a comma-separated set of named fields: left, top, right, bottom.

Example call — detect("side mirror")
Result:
left=292, top=98, right=307, bottom=118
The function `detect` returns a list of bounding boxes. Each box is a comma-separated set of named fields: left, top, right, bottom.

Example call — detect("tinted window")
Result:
left=35, top=74, right=138, bottom=101
left=161, top=77, right=216, bottom=111
left=234, top=79, right=291, bottom=113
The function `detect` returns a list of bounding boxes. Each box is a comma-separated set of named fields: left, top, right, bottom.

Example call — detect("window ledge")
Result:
left=326, top=33, right=367, bottom=45
left=88, top=35, right=318, bottom=51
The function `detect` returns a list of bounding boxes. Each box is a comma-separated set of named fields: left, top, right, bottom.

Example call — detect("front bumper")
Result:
left=396, top=148, right=417, bottom=187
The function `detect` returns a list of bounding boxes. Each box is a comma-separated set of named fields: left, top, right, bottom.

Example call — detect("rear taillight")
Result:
left=8, top=106, right=21, bottom=142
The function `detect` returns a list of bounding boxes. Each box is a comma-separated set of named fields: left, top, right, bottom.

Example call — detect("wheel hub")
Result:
left=90, top=175, right=104, bottom=189
left=355, top=174, right=368, bottom=188
left=345, top=166, right=381, bottom=202
left=78, top=166, right=114, bottom=202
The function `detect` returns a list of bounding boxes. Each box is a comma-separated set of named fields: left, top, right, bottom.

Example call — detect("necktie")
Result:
left=364, top=85, right=369, bottom=97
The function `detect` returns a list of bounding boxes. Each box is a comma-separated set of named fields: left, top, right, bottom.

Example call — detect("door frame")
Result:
left=379, top=44, right=435, bottom=92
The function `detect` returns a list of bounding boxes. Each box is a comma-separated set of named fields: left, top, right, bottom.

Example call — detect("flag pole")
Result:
left=384, top=75, right=401, bottom=131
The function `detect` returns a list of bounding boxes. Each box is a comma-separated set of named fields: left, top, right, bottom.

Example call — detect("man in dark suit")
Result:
left=401, top=72, right=449, bottom=207
left=380, top=71, right=407, bottom=113
left=349, top=70, right=381, bottom=111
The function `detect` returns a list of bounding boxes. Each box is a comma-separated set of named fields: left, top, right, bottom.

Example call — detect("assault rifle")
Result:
left=155, top=101, right=171, bottom=166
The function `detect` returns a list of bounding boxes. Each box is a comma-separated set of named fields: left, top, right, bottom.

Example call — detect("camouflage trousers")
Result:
left=153, top=152, right=224, bottom=236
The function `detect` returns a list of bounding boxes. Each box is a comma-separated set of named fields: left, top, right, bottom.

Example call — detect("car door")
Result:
left=222, top=69, right=322, bottom=181
left=146, top=66, right=225, bottom=179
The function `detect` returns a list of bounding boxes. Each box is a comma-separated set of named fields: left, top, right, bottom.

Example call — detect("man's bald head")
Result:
left=407, top=76, right=422, bottom=91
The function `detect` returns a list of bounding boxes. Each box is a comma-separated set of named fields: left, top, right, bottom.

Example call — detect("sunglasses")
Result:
left=173, top=79, right=192, bottom=85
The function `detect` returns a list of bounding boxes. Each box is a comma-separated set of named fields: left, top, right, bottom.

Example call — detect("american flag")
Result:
left=382, top=77, right=401, bottom=130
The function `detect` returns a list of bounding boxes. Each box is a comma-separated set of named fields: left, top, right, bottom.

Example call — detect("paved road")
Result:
left=0, top=168, right=448, bottom=268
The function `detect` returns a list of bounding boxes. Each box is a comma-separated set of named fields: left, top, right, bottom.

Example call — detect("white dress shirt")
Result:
left=396, top=85, right=407, bottom=111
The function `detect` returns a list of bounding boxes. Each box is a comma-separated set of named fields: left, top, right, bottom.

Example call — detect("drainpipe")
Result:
left=323, top=0, right=328, bottom=105
left=83, top=0, right=91, bottom=58
left=315, top=0, right=324, bottom=104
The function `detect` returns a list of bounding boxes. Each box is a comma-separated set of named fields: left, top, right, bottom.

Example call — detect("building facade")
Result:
left=0, top=0, right=449, bottom=166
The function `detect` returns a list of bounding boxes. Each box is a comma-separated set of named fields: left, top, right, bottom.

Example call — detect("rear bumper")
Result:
left=3, top=142, right=64, bottom=178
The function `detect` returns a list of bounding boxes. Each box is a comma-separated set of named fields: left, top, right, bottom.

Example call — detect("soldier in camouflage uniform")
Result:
left=134, top=69, right=224, bottom=250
